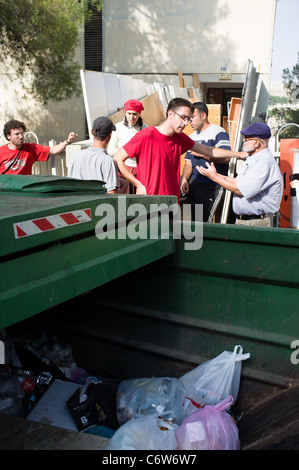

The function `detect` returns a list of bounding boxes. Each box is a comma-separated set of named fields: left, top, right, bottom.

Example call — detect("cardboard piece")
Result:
left=109, top=92, right=165, bottom=127
left=27, top=379, right=79, bottom=431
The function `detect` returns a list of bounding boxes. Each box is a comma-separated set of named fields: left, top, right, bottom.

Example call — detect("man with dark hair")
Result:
left=180, top=102, right=231, bottom=221
left=107, top=99, right=147, bottom=193
left=69, top=116, right=127, bottom=194
left=115, top=98, right=245, bottom=203
left=0, top=119, right=77, bottom=175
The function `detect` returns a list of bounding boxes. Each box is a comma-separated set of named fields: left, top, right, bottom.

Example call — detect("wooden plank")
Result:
left=206, top=104, right=221, bottom=126
left=189, top=96, right=200, bottom=104
left=228, top=97, right=242, bottom=148
left=223, top=116, right=229, bottom=134
left=188, top=88, right=195, bottom=98
left=193, top=73, right=199, bottom=89
left=228, top=97, right=242, bottom=122
left=178, top=70, right=185, bottom=87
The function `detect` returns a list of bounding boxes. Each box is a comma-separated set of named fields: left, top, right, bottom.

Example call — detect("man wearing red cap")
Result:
left=108, top=100, right=147, bottom=192
left=115, top=98, right=246, bottom=204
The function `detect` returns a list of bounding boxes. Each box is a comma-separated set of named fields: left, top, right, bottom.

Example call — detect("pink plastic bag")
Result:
left=176, top=395, right=240, bottom=450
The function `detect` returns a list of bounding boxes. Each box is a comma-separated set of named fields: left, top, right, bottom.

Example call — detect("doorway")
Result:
left=207, top=87, right=242, bottom=126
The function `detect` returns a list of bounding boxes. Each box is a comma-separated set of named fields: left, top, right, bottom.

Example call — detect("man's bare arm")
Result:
left=49, top=132, right=78, bottom=155
left=180, top=160, right=193, bottom=194
left=114, top=148, right=147, bottom=194
left=191, top=142, right=246, bottom=162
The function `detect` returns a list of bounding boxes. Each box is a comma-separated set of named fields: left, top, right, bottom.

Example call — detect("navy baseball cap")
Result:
left=92, top=116, right=116, bottom=138
left=241, top=123, right=271, bottom=139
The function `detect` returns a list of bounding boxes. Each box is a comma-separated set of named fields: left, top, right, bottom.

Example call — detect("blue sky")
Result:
left=270, top=0, right=299, bottom=81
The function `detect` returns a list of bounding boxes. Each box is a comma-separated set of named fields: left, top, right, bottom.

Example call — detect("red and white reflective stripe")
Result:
left=13, top=208, right=92, bottom=239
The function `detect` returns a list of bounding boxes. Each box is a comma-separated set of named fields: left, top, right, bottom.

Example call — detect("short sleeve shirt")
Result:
left=233, top=147, right=283, bottom=215
left=185, top=124, right=231, bottom=186
left=0, top=143, right=50, bottom=174
left=69, top=147, right=119, bottom=192
left=123, top=126, right=194, bottom=201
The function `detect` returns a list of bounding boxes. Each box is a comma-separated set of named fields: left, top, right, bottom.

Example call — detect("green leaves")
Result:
left=0, top=0, right=102, bottom=104
left=282, top=52, right=299, bottom=104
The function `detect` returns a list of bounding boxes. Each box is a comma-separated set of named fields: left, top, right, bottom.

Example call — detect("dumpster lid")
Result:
left=0, top=174, right=106, bottom=194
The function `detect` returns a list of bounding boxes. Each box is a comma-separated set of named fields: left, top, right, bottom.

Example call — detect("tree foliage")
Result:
left=282, top=52, right=299, bottom=103
left=268, top=53, right=299, bottom=139
left=268, top=95, right=288, bottom=106
left=268, top=105, right=299, bottom=138
left=0, top=0, right=102, bottom=104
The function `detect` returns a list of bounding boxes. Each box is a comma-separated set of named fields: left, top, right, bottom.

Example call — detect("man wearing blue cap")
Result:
left=197, top=123, right=283, bottom=227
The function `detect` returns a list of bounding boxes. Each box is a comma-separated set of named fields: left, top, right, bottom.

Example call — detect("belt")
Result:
left=235, top=214, right=270, bottom=220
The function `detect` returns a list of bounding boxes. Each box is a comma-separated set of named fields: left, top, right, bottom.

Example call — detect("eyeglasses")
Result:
left=172, top=111, right=191, bottom=123
left=243, top=137, right=263, bottom=143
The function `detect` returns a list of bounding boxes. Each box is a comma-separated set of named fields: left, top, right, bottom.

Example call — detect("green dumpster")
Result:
left=0, top=175, right=176, bottom=328
left=1, top=175, right=299, bottom=450
left=45, top=221, right=299, bottom=391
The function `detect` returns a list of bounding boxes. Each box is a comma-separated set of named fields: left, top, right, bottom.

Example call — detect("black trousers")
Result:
left=189, top=181, right=221, bottom=222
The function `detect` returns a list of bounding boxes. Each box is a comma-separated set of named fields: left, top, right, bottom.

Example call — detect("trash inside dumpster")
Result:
left=0, top=324, right=249, bottom=450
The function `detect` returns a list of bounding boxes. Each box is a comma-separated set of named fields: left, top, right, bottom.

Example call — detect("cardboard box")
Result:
left=67, top=379, right=120, bottom=432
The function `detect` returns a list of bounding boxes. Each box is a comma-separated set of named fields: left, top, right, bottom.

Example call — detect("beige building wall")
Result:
left=103, top=0, right=276, bottom=78
left=103, top=0, right=277, bottom=116
left=0, top=0, right=277, bottom=146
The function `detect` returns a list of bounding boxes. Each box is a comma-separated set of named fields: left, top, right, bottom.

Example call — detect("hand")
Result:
left=136, top=183, right=147, bottom=195
left=67, top=132, right=78, bottom=144
left=237, top=151, right=248, bottom=160
left=180, top=180, right=189, bottom=194
left=197, top=161, right=217, bottom=179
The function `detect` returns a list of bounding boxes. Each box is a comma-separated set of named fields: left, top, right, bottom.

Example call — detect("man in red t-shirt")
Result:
left=0, top=119, right=77, bottom=175
left=114, top=98, right=245, bottom=202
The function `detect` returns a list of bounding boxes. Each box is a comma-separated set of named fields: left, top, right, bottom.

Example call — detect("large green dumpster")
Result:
left=0, top=175, right=176, bottom=328
left=1, top=175, right=299, bottom=449
left=45, top=222, right=299, bottom=391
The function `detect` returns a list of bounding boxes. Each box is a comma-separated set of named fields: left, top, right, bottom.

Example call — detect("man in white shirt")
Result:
left=108, top=99, right=147, bottom=193
left=69, top=116, right=127, bottom=193
left=197, top=123, right=283, bottom=227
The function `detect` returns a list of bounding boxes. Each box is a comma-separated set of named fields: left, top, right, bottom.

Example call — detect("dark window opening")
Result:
left=84, top=5, right=103, bottom=71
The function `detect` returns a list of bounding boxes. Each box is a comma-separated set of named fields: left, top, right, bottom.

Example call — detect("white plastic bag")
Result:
left=105, top=416, right=178, bottom=450
left=116, top=377, right=185, bottom=425
left=179, top=345, right=250, bottom=406
left=176, top=395, right=240, bottom=450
